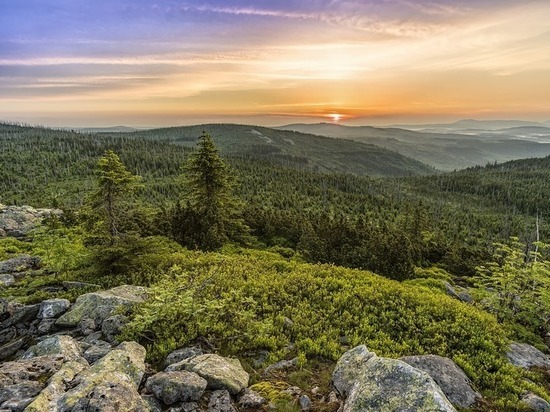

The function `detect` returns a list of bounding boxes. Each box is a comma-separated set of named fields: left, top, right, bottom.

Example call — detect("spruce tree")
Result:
left=179, top=132, right=249, bottom=250
left=92, top=150, right=141, bottom=242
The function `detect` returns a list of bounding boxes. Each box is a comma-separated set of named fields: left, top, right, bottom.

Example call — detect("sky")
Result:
left=1, top=0, right=550, bottom=127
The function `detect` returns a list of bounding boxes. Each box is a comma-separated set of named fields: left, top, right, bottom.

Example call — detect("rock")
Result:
left=299, top=394, right=312, bottom=410
left=0, top=274, right=15, bottom=286
left=263, top=357, right=298, bottom=375
left=145, top=371, right=207, bottom=405
left=55, top=285, right=148, bottom=328
left=208, top=389, right=237, bottom=412
left=38, top=298, right=71, bottom=319
left=0, top=382, right=43, bottom=411
left=83, top=342, right=113, bottom=364
left=0, top=355, right=64, bottom=411
left=169, top=402, right=200, bottom=412
left=166, top=354, right=249, bottom=395
left=332, top=345, right=456, bottom=412
left=24, top=360, right=88, bottom=412
left=164, top=346, right=205, bottom=367
left=457, top=291, right=473, bottom=303
left=37, top=318, right=57, bottom=335
left=79, top=317, right=99, bottom=335
left=401, top=354, right=481, bottom=409
left=22, top=335, right=86, bottom=364
left=522, top=392, right=550, bottom=412
left=238, top=388, right=267, bottom=409
left=141, top=394, right=163, bottom=412
left=0, top=336, right=29, bottom=362
left=0, top=204, right=62, bottom=238
left=2, top=303, right=40, bottom=327
left=507, top=343, right=550, bottom=369
left=101, top=314, right=129, bottom=344
left=444, top=282, right=460, bottom=300
left=56, top=341, right=146, bottom=410
left=332, top=345, right=376, bottom=398
left=0, top=326, right=16, bottom=345
left=0, top=255, right=41, bottom=274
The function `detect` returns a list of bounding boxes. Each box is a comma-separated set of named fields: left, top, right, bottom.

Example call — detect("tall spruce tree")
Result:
left=92, top=150, right=141, bottom=243
left=179, top=132, right=249, bottom=250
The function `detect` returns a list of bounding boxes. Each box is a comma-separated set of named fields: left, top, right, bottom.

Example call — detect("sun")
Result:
left=328, top=113, right=343, bottom=123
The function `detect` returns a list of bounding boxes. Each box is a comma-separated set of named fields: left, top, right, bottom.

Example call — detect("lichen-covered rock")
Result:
left=145, top=371, right=207, bottom=405
left=0, top=204, right=62, bottom=238
left=37, top=318, right=57, bottom=335
left=507, top=343, right=550, bottom=369
left=22, top=335, right=86, bottom=364
left=208, top=389, right=237, bottom=412
left=164, top=346, right=205, bottom=367
left=332, top=345, right=376, bottom=398
left=38, top=299, right=71, bottom=319
left=70, top=379, right=149, bottom=412
left=101, top=314, right=129, bottom=345
left=24, top=360, right=88, bottom=412
left=57, top=341, right=146, bottom=410
left=0, top=337, right=27, bottom=362
left=166, top=354, right=249, bottom=395
left=1, top=303, right=40, bottom=328
left=0, top=255, right=41, bottom=274
left=401, top=355, right=481, bottom=409
left=0, top=355, right=64, bottom=411
left=521, top=392, right=550, bottom=412
left=55, top=285, right=148, bottom=328
left=83, top=342, right=113, bottom=364
left=0, top=274, right=15, bottom=286
left=141, top=394, right=163, bottom=412
left=332, top=345, right=456, bottom=412
left=238, top=388, right=267, bottom=409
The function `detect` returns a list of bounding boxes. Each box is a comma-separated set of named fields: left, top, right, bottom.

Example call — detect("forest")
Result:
left=1, top=122, right=549, bottom=410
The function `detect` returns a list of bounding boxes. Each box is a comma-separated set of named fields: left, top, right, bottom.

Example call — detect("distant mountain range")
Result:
left=278, top=122, right=550, bottom=171
left=389, top=119, right=550, bottom=132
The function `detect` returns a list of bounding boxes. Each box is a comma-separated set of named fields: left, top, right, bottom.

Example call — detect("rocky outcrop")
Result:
left=0, top=204, right=62, bottom=238
left=55, top=285, right=148, bottom=332
left=401, top=354, right=481, bottom=409
left=507, top=343, right=550, bottom=369
left=332, top=345, right=456, bottom=412
left=166, top=354, right=249, bottom=395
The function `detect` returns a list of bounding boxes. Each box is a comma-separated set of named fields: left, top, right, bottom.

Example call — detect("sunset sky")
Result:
left=1, top=0, right=550, bottom=127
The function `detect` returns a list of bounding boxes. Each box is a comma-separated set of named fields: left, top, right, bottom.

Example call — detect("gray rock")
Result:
left=57, top=341, right=146, bottom=410
left=141, top=395, right=163, bottom=412
left=332, top=345, right=456, bottom=412
left=507, top=343, right=550, bottom=369
left=0, top=204, right=62, bottom=238
left=101, top=314, right=129, bottom=344
left=0, top=337, right=27, bottom=362
left=38, top=298, right=71, bottom=319
left=457, top=291, right=473, bottom=303
left=401, top=354, right=481, bottom=408
left=0, top=274, right=15, bottom=286
left=0, top=382, right=43, bottom=411
left=0, top=255, right=41, bottom=274
left=169, top=403, right=200, bottom=412
left=79, top=317, right=99, bottom=335
left=164, top=346, right=205, bottom=367
left=145, top=371, right=207, bottom=405
left=166, top=354, right=249, bottom=395
left=56, top=285, right=148, bottom=328
left=83, top=344, right=113, bottom=364
left=299, top=394, right=312, bottom=410
left=238, top=388, right=267, bottom=409
left=22, top=335, right=86, bottom=364
left=263, top=357, right=298, bottom=375
left=208, top=389, right=237, bottom=412
left=2, top=304, right=40, bottom=327
left=37, top=318, right=57, bottom=335
left=522, top=392, right=550, bottom=412
left=332, top=345, right=376, bottom=398
left=0, top=326, right=16, bottom=345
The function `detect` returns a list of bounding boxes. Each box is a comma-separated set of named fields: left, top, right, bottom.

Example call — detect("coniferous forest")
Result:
left=1, top=121, right=550, bottom=411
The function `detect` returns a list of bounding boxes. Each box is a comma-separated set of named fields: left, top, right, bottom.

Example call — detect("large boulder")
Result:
left=166, top=354, right=249, bottom=395
left=522, top=392, right=550, bottom=412
left=401, top=355, right=481, bottom=409
left=0, top=204, right=62, bottom=238
left=55, top=285, right=148, bottom=329
left=332, top=345, right=456, bottom=412
left=145, top=371, right=207, bottom=405
left=57, top=341, right=147, bottom=410
left=507, top=343, right=550, bottom=369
